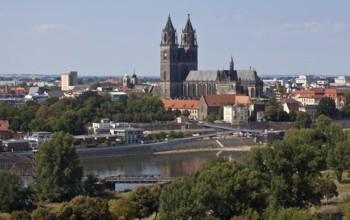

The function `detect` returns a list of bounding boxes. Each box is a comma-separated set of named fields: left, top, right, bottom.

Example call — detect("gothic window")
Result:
left=163, top=71, right=166, bottom=80
left=164, top=33, right=167, bottom=43
left=251, top=88, right=255, bottom=98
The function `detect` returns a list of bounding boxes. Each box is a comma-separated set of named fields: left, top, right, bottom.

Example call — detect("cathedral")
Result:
left=160, top=15, right=263, bottom=100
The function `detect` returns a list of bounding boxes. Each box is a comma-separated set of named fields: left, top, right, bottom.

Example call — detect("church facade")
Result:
left=160, top=15, right=263, bottom=100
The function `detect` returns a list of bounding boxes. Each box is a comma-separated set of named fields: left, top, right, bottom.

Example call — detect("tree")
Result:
left=245, top=138, right=325, bottom=209
left=292, top=111, right=312, bottom=129
left=159, top=176, right=201, bottom=219
left=35, top=132, right=83, bottom=202
left=317, top=97, right=338, bottom=119
left=265, top=207, right=317, bottom=220
left=316, top=178, right=338, bottom=204
left=159, top=159, right=266, bottom=219
left=9, top=211, right=31, bottom=220
left=32, top=207, right=56, bottom=220
left=109, top=198, right=135, bottom=220
left=316, top=114, right=331, bottom=132
left=193, top=159, right=266, bottom=219
left=129, top=186, right=159, bottom=220
left=182, top=109, right=190, bottom=117
left=83, top=173, right=99, bottom=197
left=0, top=171, right=29, bottom=212
left=264, top=97, right=279, bottom=121
left=327, top=140, right=350, bottom=183
left=55, top=195, right=111, bottom=220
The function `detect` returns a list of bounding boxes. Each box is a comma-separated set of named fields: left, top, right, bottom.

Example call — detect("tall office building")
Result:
left=61, top=71, right=78, bottom=91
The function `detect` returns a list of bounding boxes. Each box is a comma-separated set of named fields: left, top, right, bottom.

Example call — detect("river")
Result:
left=80, top=150, right=247, bottom=178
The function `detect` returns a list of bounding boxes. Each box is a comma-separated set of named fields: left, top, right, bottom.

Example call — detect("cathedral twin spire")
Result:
left=161, top=14, right=197, bottom=46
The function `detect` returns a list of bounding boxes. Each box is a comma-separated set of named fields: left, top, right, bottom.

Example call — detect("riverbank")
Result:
left=153, top=145, right=256, bottom=155
left=77, top=137, right=261, bottom=160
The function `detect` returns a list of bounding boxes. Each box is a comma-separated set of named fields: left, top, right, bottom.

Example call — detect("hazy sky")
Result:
left=1, top=0, right=349, bottom=77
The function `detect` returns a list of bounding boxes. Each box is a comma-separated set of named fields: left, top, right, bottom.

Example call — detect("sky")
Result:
left=0, top=0, right=350, bottom=77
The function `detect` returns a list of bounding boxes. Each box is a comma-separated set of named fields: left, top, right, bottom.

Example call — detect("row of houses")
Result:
left=162, top=94, right=256, bottom=125
left=282, top=88, right=347, bottom=119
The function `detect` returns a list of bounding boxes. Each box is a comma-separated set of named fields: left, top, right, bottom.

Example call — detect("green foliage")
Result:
left=264, top=97, right=290, bottom=121
left=55, top=195, right=111, bottom=220
left=9, top=211, right=32, bottom=220
left=317, top=97, right=338, bottom=119
left=342, top=200, right=350, bottom=220
left=2, top=90, right=173, bottom=135
left=325, top=123, right=345, bottom=148
left=159, top=176, right=200, bottom=219
left=316, top=178, right=338, bottom=204
left=327, top=140, right=350, bottom=182
left=264, top=97, right=279, bottom=121
left=245, top=136, right=325, bottom=208
left=316, top=114, right=331, bottom=132
left=0, top=171, right=29, bottom=212
left=82, top=173, right=99, bottom=197
left=265, top=207, right=317, bottom=220
left=31, top=207, right=56, bottom=220
left=182, top=109, right=190, bottom=117
left=159, top=159, right=266, bottom=219
left=129, top=185, right=160, bottom=219
left=292, top=111, right=312, bottom=129
left=108, top=198, right=135, bottom=220
left=207, top=113, right=221, bottom=122
left=35, top=132, right=83, bottom=202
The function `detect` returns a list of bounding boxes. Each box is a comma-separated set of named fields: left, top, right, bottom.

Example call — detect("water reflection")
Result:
left=80, top=151, right=247, bottom=178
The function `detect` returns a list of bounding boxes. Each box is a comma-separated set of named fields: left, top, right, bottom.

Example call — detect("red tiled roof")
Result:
left=0, top=120, right=9, bottom=131
left=289, top=88, right=344, bottom=98
left=203, top=94, right=251, bottom=107
left=162, top=100, right=199, bottom=110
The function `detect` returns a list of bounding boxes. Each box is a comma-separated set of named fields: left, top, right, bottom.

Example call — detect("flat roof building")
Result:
left=61, top=71, right=78, bottom=91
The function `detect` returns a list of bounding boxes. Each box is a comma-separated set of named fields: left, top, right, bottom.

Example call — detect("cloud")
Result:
left=215, top=16, right=227, bottom=24
left=32, top=24, right=70, bottom=32
left=254, top=21, right=347, bottom=37
left=0, top=13, right=6, bottom=17
left=235, top=14, right=242, bottom=20
left=280, top=21, right=331, bottom=33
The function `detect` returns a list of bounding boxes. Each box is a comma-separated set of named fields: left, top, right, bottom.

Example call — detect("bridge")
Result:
left=100, top=174, right=176, bottom=185
left=0, top=153, right=35, bottom=177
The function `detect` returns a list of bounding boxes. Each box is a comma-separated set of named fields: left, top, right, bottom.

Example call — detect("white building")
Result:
left=223, top=105, right=250, bottom=125
left=334, top=76, right=350, bottom=84
left=61, top=71, right=78, bottom=91
left=295, top=75, right=314, bottom=88
left=24, top=131, right=53, bottom=149
left=110, top=127, right=144, bottom=144
left=89, top=119, right=144, bottom=144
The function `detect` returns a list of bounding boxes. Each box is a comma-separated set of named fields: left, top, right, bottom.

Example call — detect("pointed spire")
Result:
left=230, top=56, right=234, bottom=71
left=181, top=14, right=197, bottom=46
left=183, top=14, right=194, bottom=33
left=164, top=14, right=175, bottom=32
left=161, top=14, right=178, bottom=45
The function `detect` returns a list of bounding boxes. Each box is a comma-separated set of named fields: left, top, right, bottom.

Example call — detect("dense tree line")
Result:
left=0, top=92, right=176, bottom=135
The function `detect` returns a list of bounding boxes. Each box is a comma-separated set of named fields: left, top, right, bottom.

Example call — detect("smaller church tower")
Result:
left=123, top=74, right=130, bottom=88
left=229, top=56, right=237, bottom=81
left=131, top=69, right=138, bottom=86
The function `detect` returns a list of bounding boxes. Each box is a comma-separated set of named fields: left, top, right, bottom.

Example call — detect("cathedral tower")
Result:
left=179, top=14, right=198, bottom=81
left=160, top=15, right=179, bottom=99
left=160, top=15, right=198, bottom=99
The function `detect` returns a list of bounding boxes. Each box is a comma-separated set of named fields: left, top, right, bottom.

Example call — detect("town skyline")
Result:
left=1, top=1, right=350, bottom=76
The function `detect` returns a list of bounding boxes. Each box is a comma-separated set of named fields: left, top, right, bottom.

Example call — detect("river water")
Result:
left=80, top=151, right=247, bottom=178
